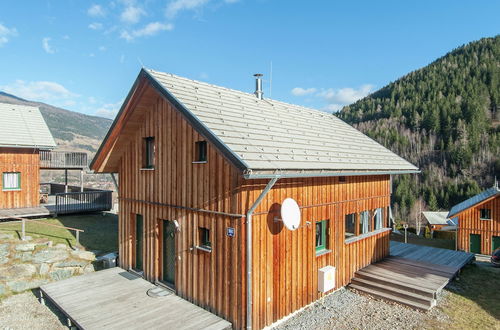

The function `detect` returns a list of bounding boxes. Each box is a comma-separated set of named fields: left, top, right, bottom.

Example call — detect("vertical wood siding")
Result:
left=241, top=175, right=391, bottom=329
left=457, top=196, right=500, bottom=255
left=0, top=148, right=40, bottom=208
left=117, top=92, right=246, bottom=329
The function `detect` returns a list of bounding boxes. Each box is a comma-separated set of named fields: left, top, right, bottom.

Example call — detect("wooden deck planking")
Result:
left=40, top=268, right=231, bottom=330
left=0, top=206, right=52, bottom=219
left=390, top=241, right=475, bottom=271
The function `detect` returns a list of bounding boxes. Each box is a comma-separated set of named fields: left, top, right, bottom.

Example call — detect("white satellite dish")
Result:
left=280, top=198, right=301, bottom=230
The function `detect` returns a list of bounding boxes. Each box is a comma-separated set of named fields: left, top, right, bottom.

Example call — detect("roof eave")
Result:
left=243, top=169, right=420, bottom=179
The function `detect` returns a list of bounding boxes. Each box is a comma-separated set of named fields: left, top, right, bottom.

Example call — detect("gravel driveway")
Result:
left=0, top=291, right=66, bottom=330
left=273, top=287, right=449, bottom=330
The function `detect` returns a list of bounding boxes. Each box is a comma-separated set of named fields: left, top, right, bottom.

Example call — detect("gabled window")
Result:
left=480, top=208, right=491, bottom=220
left=143, top=137, right=155, bottom=169
left=194, top=141, right=207, bottom=162
left=315, top=220, right=329, bottom=254
left=2, top=172, right=20, bottom=191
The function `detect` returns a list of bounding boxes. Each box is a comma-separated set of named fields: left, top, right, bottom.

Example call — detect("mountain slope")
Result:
left=338, top=36, right=500, bottom=225
left=0, top=92, right=113, bottom=153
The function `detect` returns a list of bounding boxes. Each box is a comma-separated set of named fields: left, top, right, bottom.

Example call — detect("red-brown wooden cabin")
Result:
left=91, top=69, right=418, bottom=329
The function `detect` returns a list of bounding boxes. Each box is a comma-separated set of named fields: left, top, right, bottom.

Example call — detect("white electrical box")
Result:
left=318, top=266, right=335, bottom=293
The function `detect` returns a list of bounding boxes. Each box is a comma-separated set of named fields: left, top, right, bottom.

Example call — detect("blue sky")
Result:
left=0, top=1, right=498, bottom=118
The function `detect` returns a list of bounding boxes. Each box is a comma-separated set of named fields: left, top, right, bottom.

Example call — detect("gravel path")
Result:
left=0, top=292, right=66, bottom=330
left=274, top=288, right=449, bottom=330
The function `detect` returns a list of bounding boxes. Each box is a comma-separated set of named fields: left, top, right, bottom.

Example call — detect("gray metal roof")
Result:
left=422, top=211, right=451, bottom=225
left=147, top=70, right=418, bottom=177
left=448, top=187, right=500, bottom=218
left=0, top=103, right=56, bottom=149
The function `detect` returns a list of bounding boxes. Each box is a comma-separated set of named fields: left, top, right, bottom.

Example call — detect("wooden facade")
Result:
left=0, top=147, right=40, bottom=209
left=456, top=195, right=500, bottom=255
left=99, top=83, right=395, bottom=329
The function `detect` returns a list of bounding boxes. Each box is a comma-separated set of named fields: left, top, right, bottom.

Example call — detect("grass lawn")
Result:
left=391, top=232, right=455, bottom=250
left=426, top=263, right=500, bottom=329
left=0, top=213, right=118, bottom=253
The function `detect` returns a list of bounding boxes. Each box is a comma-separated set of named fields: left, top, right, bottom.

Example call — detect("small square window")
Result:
left=480, top=208, right=491, bottom=220
left=195, top=141, right=207, bottom=162
left=143, top=137, right=155, bottom=169
left=315, top=220, right=329, bottom=253
left=199, top=227, right=211, bottom=250
left=339, top=176, right=346, bottom=183
left=2, top=172, right=20, bottom=191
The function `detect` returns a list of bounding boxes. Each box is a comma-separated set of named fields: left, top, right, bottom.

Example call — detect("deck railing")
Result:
left=40, top=150, right=88, bottom=169
left=55, top=190, right=113, bottom=215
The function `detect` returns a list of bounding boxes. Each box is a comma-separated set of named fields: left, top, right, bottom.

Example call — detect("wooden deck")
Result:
left=0, top=206, right=52, bottom=220
left=40, top=267, right=232, bottom=330
left=390, top=241, right=475, bottom=270
left=350, top=242, right=475, bottom=310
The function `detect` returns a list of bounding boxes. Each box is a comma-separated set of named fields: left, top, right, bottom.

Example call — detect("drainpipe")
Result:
left=246, top=177, right=279, bottom=329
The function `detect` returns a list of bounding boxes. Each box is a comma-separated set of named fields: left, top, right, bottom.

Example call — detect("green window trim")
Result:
left=315, top=220, right=328, bottom=253
left=2, top=172, right=21, bottom=191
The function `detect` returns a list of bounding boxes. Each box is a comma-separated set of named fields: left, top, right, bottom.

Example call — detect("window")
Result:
left=359, top=211, right=371, bottom=234
left=374, top=208, right=383, bottom=230
left=2, top=172, right=20, bottom=191
left=315, top=220, right=329, bottom=253
left=480, top=208, right=491, bottom=220
left=345, top=213, right=356, bottom=239
left=195, top=141, right=207, bottom=162
left=143, top=137, right=155, bottom=169
left=198, top=227, right=211, bottom=251
left=339, top=176, right=346, bottom=183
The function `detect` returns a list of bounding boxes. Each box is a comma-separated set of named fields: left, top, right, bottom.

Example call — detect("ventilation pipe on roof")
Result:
left=254, top=73, right=263, bottom=100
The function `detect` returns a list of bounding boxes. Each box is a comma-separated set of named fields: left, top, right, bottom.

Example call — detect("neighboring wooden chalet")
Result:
left=448, top=185, right=500, bottom=255
left=91, top=69, right=418, bottom=329
left=0, top=102, right=111, bottom=218
left=0, top=103, right=56, bottom=208
left=422, top=211, right=456, bottom=233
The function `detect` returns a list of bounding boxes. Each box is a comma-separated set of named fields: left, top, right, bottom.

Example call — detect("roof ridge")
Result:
left=147, top=68, right=336, bottom=118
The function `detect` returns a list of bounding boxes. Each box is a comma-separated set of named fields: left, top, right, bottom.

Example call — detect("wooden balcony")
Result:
left=40, top=150, right=88, bottom=169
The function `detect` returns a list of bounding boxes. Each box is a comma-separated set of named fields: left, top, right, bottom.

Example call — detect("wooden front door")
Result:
left=135, top=214, right=144, bottom=271
left=492, top=236, right=500, bottom=252
left=470, top=234, right=481, bottom=254
left=162, top=220, right=176, bottom=288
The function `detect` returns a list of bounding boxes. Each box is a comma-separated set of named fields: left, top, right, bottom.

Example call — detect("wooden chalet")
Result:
left=448, top=185, right=500, bottom=255
left=0, top=103, right=111, bottom=218
left=91, top=69, right=419, bottom=329
left=422, top=211, right=456, bottom=234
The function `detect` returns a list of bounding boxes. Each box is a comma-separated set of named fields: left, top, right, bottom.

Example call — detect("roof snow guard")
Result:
left=0, top=103, right=56, bottom=149
left=91, top=68, right=419, bottom=178
left=448, top=186, right=500, bottom=218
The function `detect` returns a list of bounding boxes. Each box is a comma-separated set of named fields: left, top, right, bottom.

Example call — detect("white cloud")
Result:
left=0, top=23, right=18, bottom=46
left=88, top=22, right=103, bottom=30
left=0, top=80, right=79, bottom=104
left=317, top=84, right=374, bottom=105
left=121, top=5, right=146, bottom=24
left=291, top=87, right=317, bottom=96
left=98, top=46, right=106, bottom=51
left=42, top=37, right=55, bottom=54
left=120, top=22, right=174, bottom=41
left=95, top=101, right=122, bottom=119
left=88, top=4, right=105, bottom=17
left=166, top=0, right=210, bottom=18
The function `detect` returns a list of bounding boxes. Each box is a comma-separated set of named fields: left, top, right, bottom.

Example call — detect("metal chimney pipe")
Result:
left=254, top=73, right=263, bottom=100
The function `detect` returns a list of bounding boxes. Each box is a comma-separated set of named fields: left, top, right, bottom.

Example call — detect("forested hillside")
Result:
left=338, top=36, right=500, bottom=226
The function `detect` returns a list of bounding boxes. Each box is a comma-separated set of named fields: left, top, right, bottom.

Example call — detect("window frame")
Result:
left=198, top=227, right=212, bottom=252
left=194, top=140, right=208, bottom=163
left=143, top=136, right=155, bottom=169
left=315, top=219, right=329, bottom=254
left=2, top=172, right=21, bottom=191
left=479, top=208, right=491, bottom=220
left=345, top=213, right=356, bottom=240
